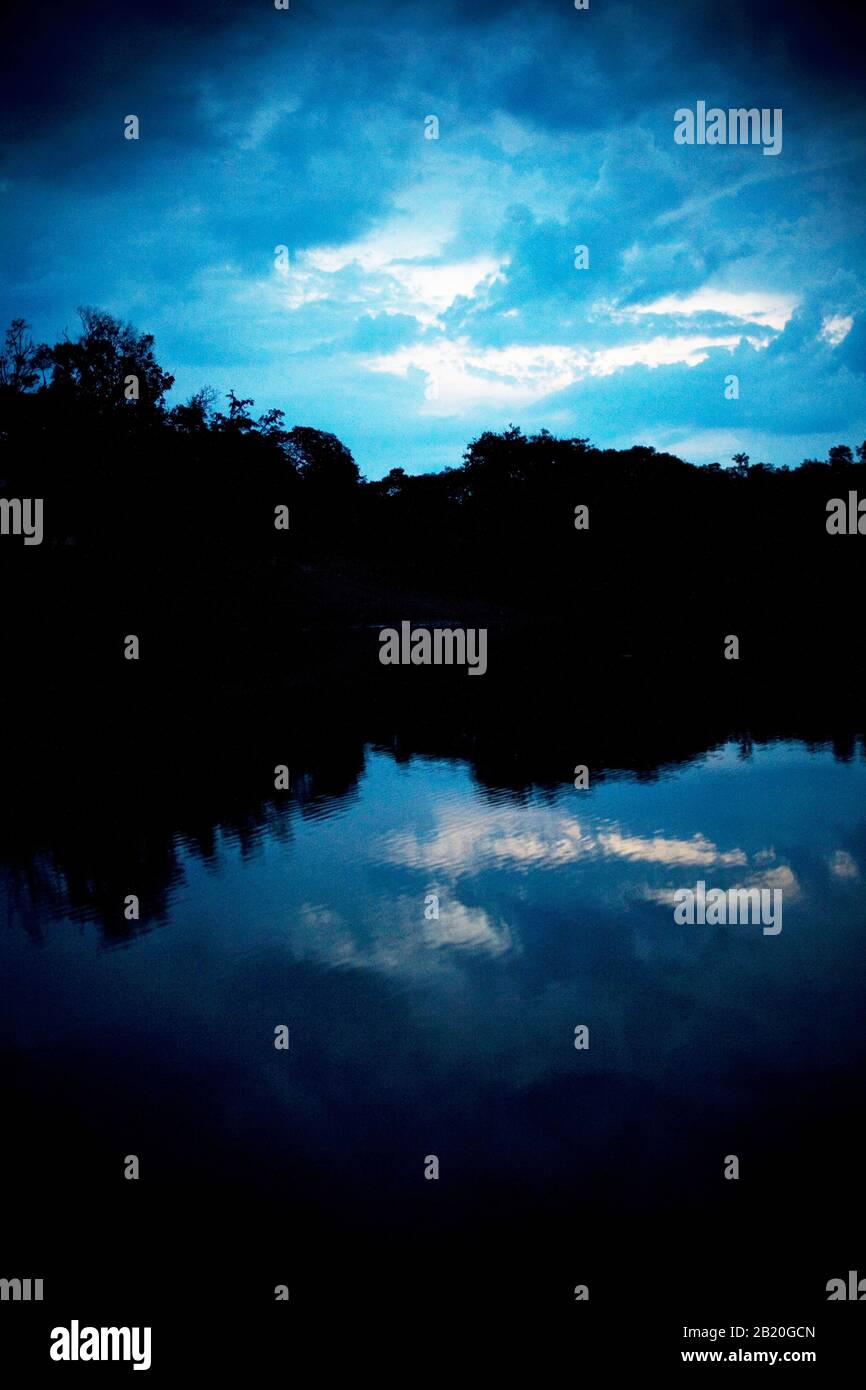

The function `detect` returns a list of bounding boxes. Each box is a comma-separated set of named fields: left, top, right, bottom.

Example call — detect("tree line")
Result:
left=2, top=308, right=864, bottom=688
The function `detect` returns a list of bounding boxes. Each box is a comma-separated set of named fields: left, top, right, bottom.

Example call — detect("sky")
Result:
left=1, top=0, right=864, bottom=477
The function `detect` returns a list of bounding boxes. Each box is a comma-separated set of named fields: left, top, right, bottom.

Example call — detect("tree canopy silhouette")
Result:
left=1, top=309, right=864, bottom=692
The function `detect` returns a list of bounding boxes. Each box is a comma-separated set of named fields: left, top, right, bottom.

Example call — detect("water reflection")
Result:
left=1, top=722, right=864, bottom=1276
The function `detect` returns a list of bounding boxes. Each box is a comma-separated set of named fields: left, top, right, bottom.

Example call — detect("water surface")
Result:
left=2, top=733, right=864, bottom=1310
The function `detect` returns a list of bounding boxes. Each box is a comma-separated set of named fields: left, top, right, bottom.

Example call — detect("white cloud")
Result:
left=294, top=196, right=505, bottom=324
left=378, top=806, right=749, bottom=873
left=596, top=828, right=747, bottom=867
left=279, top=240, right=502, bottom=325
left=286, top=896, right=512, bottom=976
left=366, top=332, right=758, bottom=414
left=422, top=898, right=514, bottom=955
left=628, top=287, right=797, bottom=331
left=366, top=339, right=583, bottom=412
left=385, top=258, right=502, bottom=317
left=589, top=334, right=744, bottom=375
left=820, top=314, right=854, bottom=346
left=743, top=863, right=802, bottom=902
left=642, top=862, right=801, bottom=908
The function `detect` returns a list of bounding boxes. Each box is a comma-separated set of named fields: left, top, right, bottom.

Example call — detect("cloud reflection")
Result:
left=377, top=805, right=750, bottom=874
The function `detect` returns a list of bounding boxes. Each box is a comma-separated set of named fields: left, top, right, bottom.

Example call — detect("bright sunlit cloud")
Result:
left=628, top=288, right=798, bottom=330
left=366, top=332, right=764, bottom=413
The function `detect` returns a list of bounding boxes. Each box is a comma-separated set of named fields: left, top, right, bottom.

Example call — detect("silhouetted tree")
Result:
left=45, top=307, right=174, bottom=414
left=285, top=427, right=360, bottom=490
left=0, top=318, right=44, bottom=392
left=169, top=386, right=218, bottom=433
left=829, top=444, right=854, bottom=466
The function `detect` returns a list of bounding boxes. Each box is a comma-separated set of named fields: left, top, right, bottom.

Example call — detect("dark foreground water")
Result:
left=2, top=720, right=865, bottom=1366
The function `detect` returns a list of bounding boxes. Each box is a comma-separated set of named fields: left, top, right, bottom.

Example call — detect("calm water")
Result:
left=2, top=732, right=865, bottom=1314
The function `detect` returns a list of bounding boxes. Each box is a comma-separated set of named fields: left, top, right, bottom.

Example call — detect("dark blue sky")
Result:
left=1, top=0, right=864, bottom=475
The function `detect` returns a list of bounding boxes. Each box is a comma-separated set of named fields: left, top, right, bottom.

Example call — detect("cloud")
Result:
left=1, top=0, right=864, bottom=474
left=378, top=806, right=749, bottom=874
left=597, top=829, right=747, bottom=868
left=286, top=896, right=513, bottom=977
left=365, top=332, right=762, bottom=414
left=628, top=288, right=798, bottom=332
left=641, top=862, right=801, bottom=908
left=821, top=314, right=855, bottom=347
left=829, top=850, right=859, bottom=879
